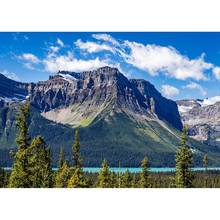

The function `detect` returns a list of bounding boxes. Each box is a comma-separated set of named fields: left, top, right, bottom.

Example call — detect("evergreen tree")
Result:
left=175, top=126, right=194, bottom=188
left=28, top=136, right=52, bottom=188
left=67, top=130, right=88, bottom=188
left=203, top=154, right=209, bottom=172
left=139, top=157, right=149, bottom=188
left=55, top=161, right=71, bottom=188
left=67, top=167, right=88, bottom=188
left=58, top=147, right=65, bottom=168
left=72, top=129, right=82, bottom=168
left=8, top=101, right=31, bottom=188
left=97, top=159, right=111, bottom=188
left=131, top=174, right=138, bottom=188
left=0, top=167, right=7, bottom=188
left=110, top=172, right=117, bottom=188
left=121, top=170, right=132, bottom=188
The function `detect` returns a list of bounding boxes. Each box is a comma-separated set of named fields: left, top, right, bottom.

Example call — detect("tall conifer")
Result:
left=175, top=126, right=194, bottom=188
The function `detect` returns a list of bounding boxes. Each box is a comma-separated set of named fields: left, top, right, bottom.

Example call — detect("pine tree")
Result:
left=131, top=174, right=138, bottom=188
left=97, top=159, right=111, bottom=188
left=72, top=129, right=82, bottom=168
left=203, top=154, right=208, bottom=172
left=8, top=101, right=31, bottom=188
left=28, top=136, right=52, bottom=188
left=67, top=130, right=88, bottom=188
left=55, top=161, right=71, bottom=188
left=121, top=170, right=132, bottom=188
left=58, top=147, right=65, bottom=168
left=67, top=167, right=88, bottom=188
left=175, top=126, right=194, bottom=188
left=110, top=172, right=117, bottom=188
left=139, top=157, right=149, bottom=188
left=0, top=167, right=7, bottom=188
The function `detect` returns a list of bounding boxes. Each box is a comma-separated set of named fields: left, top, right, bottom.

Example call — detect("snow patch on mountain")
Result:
left=178, top=105, right=193, bottom=113
left=198, top=96, right=220, bottom=107
left=58, top=73, right=77, bottom=83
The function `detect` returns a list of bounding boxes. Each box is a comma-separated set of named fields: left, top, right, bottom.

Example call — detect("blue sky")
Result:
left=1, top=32, right=220, bottom=100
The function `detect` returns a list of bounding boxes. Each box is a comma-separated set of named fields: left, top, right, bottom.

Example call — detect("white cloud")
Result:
left=18, top=53, right=40, bottom=64
left=213, top=67, right=220, bottom=80
left=92, top=34, right=119, bottom=46
left=0, top=70, right=19, bottom=81
left=50, top=46, right=59, bottom=54
left=57, top=38, right=65, bottom=47
left=75, top=39, right=114, bottom=53
left=121, top=41, right=212, bottom=81
left=43, top=52, right=110, bottom=73
left=161, top=85, right=180, bottom=98
left=185, top=82, right=207, bottom=96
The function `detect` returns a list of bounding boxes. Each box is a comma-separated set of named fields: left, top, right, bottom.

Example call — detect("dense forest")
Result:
left=0, top=101, right=220, bottom=188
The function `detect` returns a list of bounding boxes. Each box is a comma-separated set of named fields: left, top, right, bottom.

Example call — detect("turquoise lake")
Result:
left=82, top=167, right=220, bottom=173
left=4, top=167, right=220, bottom=173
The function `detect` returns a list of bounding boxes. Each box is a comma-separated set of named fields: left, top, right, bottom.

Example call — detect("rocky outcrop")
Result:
left=177, top=98, right=220, bottom=146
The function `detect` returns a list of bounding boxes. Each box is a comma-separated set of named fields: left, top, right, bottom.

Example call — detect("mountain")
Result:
left=0, top=67, right=219, bottom=167
left=177, top=97, right=220, bottom=150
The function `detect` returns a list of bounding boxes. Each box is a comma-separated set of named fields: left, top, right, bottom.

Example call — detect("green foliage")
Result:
left=72, top=129, right=82, bottom=168
left=97, top=159, right=111, bottom=188
left=203, top=154, right=209, bottom=171
left=109, top=172, right=117, bottom=188
left=58, top=147, right=65, bottom=168
left=175, top=126, right=194, bottom=188
left=8, top=102, right=31, bottom=188
left=121, top=170, right=132, bottom=188
left=139, top=157, right=149, bottom=188
left=54, top=161, right=71, bottom=188
left=0, top=167, right=8, bottom=187
left=67, top=167, right=88, bottom=188
left=28, top=136, right=52, bottom=188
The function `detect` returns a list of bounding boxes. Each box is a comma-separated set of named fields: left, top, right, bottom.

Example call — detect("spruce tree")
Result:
left=8, top=101, right=31, bottom=188
left=97, top=159, right=111, bottom=188
left=110, top=172, right=117, bottom=188
left=139, top=157, right=149, bottom=188
left=131, top=174, right=138, bottom=188
left=0, top=167, right=7, bottom=188
left=55, top=161, right=71, bottom=188
left=28, top=136, right=52, bottom=188
left=121, top=170, right=132, bottom=188
left=67, top=130, right=88, bottom=188
left=72, top=129, right=82, bottom=168
left=58, top=147, right=65, bottom=168
left=67, top=167, right=88, bottom=188
left=203, top=154, right=208, bottom=172
left=175, top=126, right=194, bottom=188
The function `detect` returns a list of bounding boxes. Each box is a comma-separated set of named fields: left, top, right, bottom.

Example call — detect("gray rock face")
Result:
left=27, top=67, right=182, bottom=130
left=177, top=98, right=220, bottom=146
left=130, top=79, right=182, bottom=130
left=0, top=66, right=183, bottom=131
left=0, top=74, right=29, bottom=101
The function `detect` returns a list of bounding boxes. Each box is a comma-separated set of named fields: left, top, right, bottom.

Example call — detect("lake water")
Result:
left=82, top=167, right=220, bottom=173
left=4, top=167, right=220, bottom=173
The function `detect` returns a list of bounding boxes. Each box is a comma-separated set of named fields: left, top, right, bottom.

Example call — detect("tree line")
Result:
left=0, top=101, right=216, bottom=188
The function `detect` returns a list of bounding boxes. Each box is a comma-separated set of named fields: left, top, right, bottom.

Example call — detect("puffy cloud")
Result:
left=213, top=67, right=220, bottom=80
left=75, top=39, right=114, bottom=53
left=92, top=34, right=119, bottom=46
left=43, top=52, right=110, bottom=73
left=50, top=46, right=59, bottom=54
left=1, top=70, right=19, bottom=81
left=18, top=53, right=40, bottom=63
left=122, top=41, right=212, bottom=81
left=185, top=82, right=207, bottom=96
left=161, top=85, right=180, bottom=98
